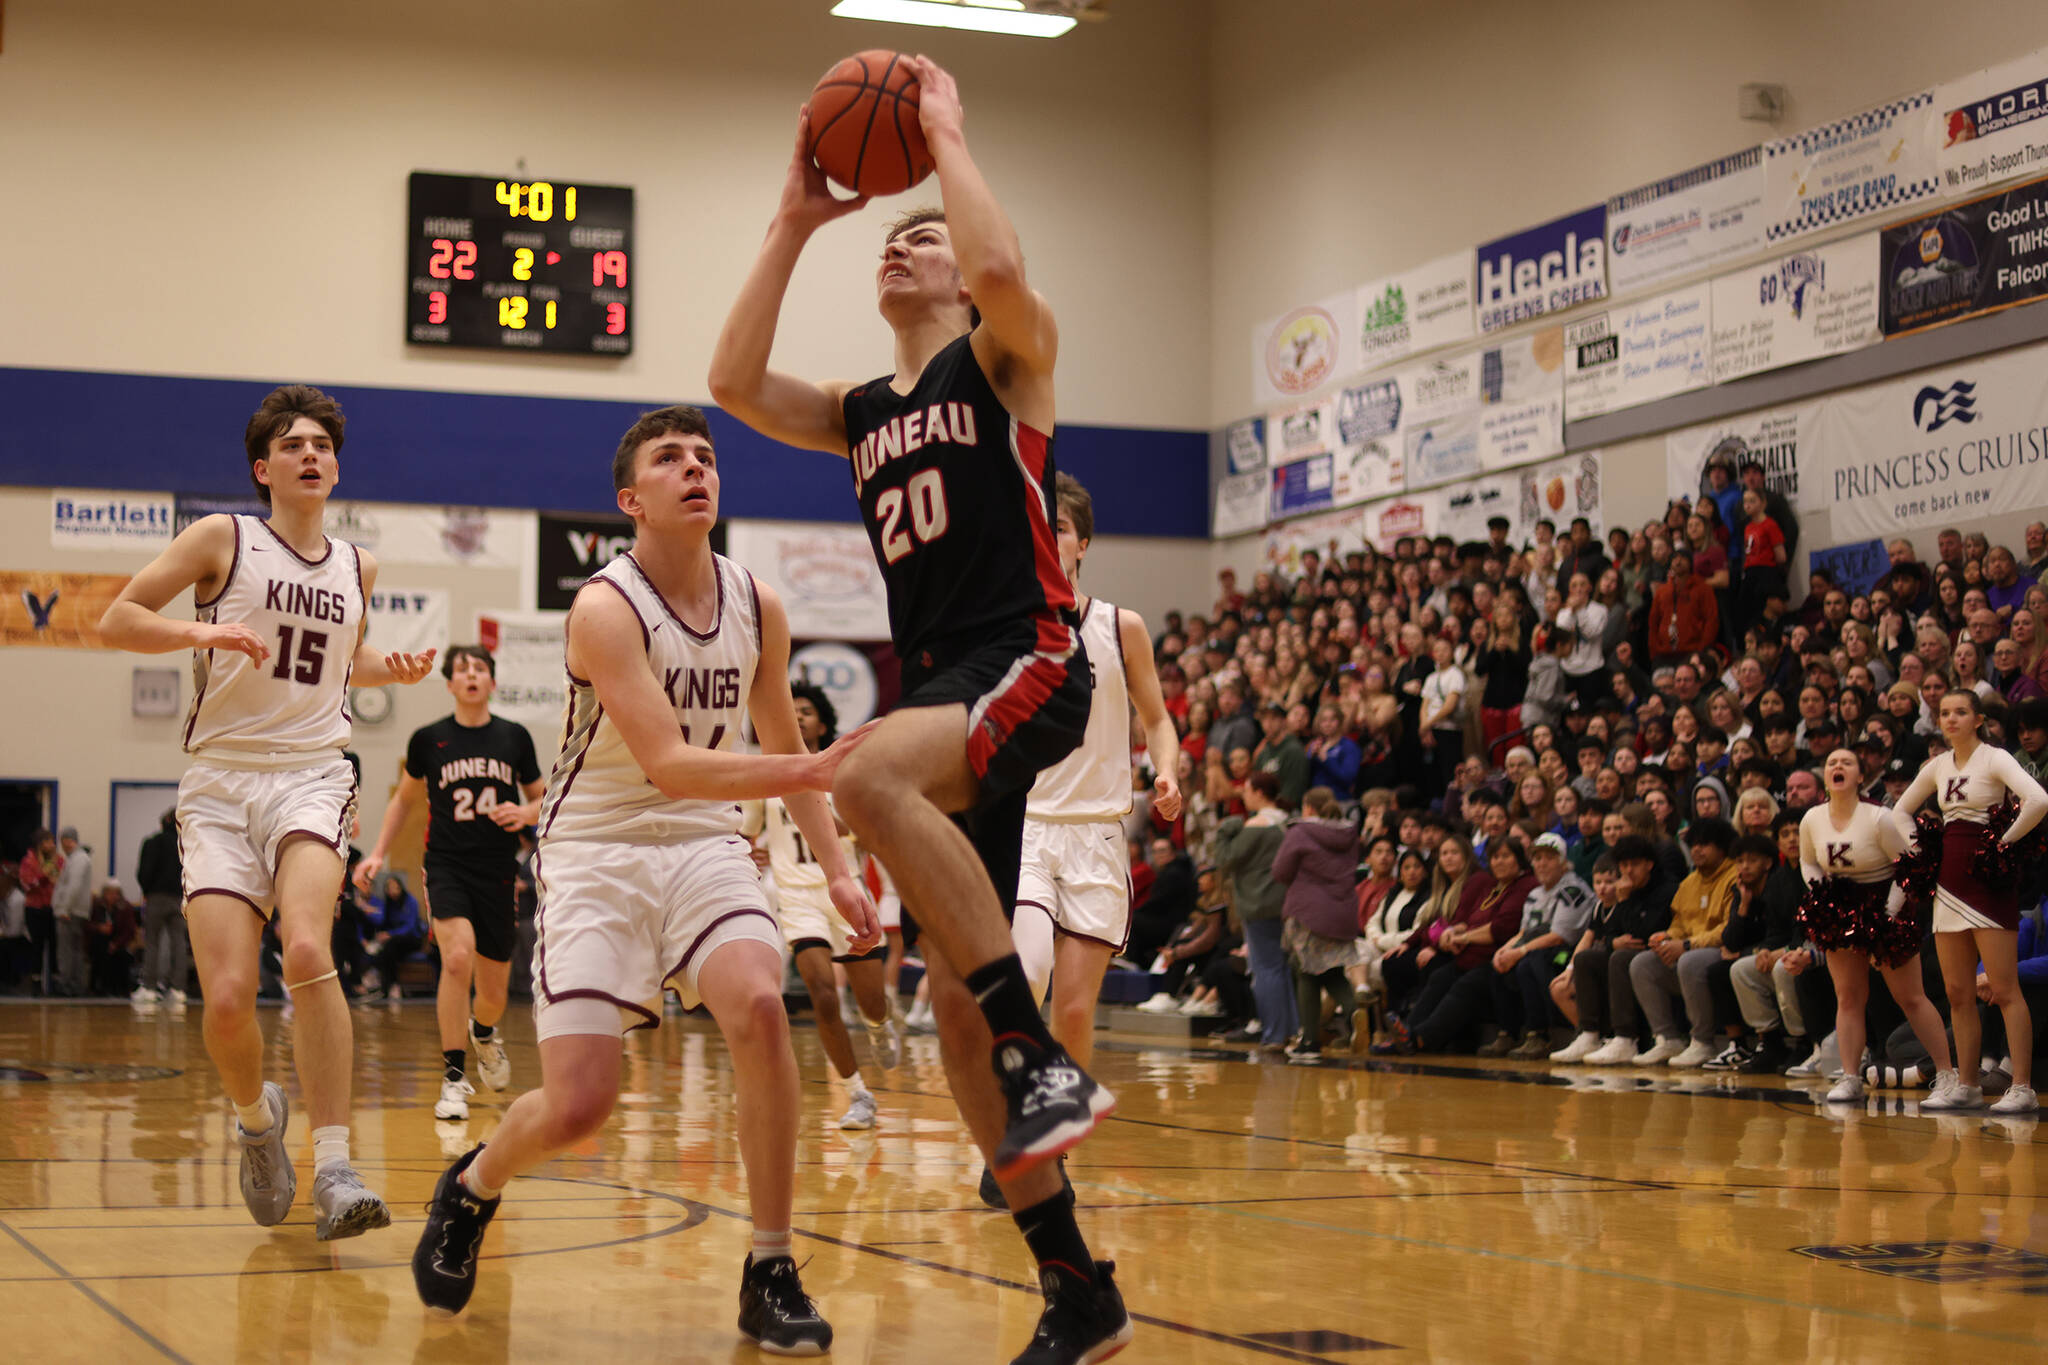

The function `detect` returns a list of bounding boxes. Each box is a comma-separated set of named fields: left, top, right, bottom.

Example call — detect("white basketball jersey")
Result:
left=1027, top=597, right=1132, bottom=822
left=763, top=796, right=853, bottom=906
left=183, top=515, right=364, bottom=769
left=539, top=553, right=759, bottom=847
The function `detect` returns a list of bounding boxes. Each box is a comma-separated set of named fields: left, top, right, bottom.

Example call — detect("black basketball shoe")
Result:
left=990, top=1035, right=1116, bottom=1180
left=412, top=1144, right=499, bottom=1314
left=1012, top=1258, right=1134, bottom=1365
left=738, top=1254, right=833, bottom=1356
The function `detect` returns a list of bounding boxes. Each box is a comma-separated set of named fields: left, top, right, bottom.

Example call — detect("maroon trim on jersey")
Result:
left=539, top=701, right=603, bottom=838
left=589, top=574, right=650, bottom=650
left=744, top=569, right=763, bottom=647
left=626, top=551, right=724, bottom=643
left=666, top=907, right=780, bottom=984
left=193, top=515, right=242, bottom=610
left=255, top=517, right=334, bottom=567
left=186, top=886, right=269, bottom=921
left=1008, top=417, right=1075, bottom=615
left=1107, top=601, right=1129, bottom=678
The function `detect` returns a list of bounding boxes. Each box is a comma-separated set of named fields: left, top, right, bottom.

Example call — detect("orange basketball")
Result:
left=807, top=50, right=934, bottom=198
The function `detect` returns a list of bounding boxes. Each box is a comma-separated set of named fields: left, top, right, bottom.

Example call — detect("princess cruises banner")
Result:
left=1606, top=149, right=1766, bottom=295
left=1710, top=234, right=1880, bottom=384
left=1763, top=91, right=1942, bottom=244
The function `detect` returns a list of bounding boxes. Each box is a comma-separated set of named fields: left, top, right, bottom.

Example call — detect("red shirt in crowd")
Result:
left=1742, top=516, right=1784, bottom=570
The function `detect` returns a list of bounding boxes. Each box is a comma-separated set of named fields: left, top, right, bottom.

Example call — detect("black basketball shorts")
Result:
left=422, top=859, right=518, bottom=964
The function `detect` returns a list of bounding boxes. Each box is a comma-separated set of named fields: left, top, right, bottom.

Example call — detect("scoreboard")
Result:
left=406, top=172, right=634, bottom=355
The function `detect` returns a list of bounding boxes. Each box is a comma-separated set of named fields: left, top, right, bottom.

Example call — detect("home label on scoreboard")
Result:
left=406, top=171, right=634, bottom=356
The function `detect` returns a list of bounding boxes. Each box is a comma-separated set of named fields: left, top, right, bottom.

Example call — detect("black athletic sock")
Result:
left=1013, top=1190, right=1093, bottom=1283
left=470, top=1020, right=495, bottom=1042
left=965, top=955, right=1058, bottom=1054
left=443, top=1048, right=466, bottom=1083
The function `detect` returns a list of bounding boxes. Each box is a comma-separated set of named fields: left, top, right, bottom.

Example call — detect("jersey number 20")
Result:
left=875, top=469, right=950, bottom=565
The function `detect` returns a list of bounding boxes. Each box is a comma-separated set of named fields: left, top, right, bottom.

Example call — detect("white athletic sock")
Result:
left=460, top=1162, right=503, bottom=1201
left=845, top=1071, right=871, bottom=1099
left=751, top=1228, right=793, bottom=1263
left=311, top=1125, right=350, bottom=1174
left=234, top=1095, right=273, bottom=1134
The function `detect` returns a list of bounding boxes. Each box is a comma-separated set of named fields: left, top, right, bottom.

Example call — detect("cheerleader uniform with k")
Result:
left=1892, top=745, right=2048, bottom=932
left=1798, top=802, right=1917, bottom=968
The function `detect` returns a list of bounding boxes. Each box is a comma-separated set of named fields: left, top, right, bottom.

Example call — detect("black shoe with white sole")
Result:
left=412, top=1145, right=499, bottom=1313
left=990, top=1035, right=1114, bottom=1181
left=738, top=1254, right=832, bottom=1355
left=1011, top=1258, right=1134, bottom=1365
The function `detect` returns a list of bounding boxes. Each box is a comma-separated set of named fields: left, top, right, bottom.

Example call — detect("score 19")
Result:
left=496, top=181, right=579, bottom=222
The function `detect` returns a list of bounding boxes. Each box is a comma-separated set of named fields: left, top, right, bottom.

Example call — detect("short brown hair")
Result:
left=612, top=405, right=713, bottom=493
left=243, top=385, right=345, bottom=506
left=441, top=644, right=495, bottom=680
left=882, top=208, right=981, bottom=328
left=1055, top=472, right=1094, bottom=545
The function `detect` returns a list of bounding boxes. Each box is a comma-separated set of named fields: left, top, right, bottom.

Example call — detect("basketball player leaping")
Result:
left=411, top=406, right=881, bottom=1356
left=99, top=385, right=437, bottom=1241
left=711, top=56, right=1133, bottom=1362
left=355, top=645, right=545, bottom=1121
left=979, top=473, right=1182, bottom=1211
left=744, top=680, right=904, bottom=1134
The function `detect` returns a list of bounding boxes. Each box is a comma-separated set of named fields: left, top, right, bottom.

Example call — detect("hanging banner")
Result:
left=1518, top=451, right=1604, bottom=540
left=1262, top=505, right=1368, bottom=575
left=1563, top=285, right=1712, bottom=421
left=723, top=520, right=890, bottom=642
left=1225, top=417, right=1267, bottom=474
left=175, top=494, right=271, bottom=533
left=1477, top=327, right=1566, bottom=470
left=50, top=490, right=174, bottom=551
left=1935, top=46, right=2048, bottom=195
left=789, top=640, right=899, bottom=731
left=1267, top=397, right=1335, bottom=466
left=1606, top=148, right=1767, bottom=294
left=1878, top=173, right=2048, bottom=336
left=1404, top=415, right=1482, bottom=491
left=1818, top=339, right=2048, bottom=542
left=0, top=571, right=128, bottom=649
left=475, top=609, right=569, bottom=738
left=1665, top=402, right=1826, bottom=518
left=1808, top=539, right=1891, bottom=597
left=324, top=502, right=529, bottom=568
left=1475, top=204, right=1609, bottom=334
left=1252, top=292, right=1357, bottom=406
left=365, top=587, right=451, bottom=657
left=1394, top=351, right=1479, bottom=426
left=1710, top=233, right=1880, bottom=384
left=1764, top=91, right=1941, bottom=244
left=1439, top=472, right=1520, bottom=546
left=1355, top=251, right=1475, bottom=371
left=1213, top=471, right=1269, bottom=538
left=1371, top=495, right=1434, bottom=548
left=535, top=511, right=637, bottom=611
left=1331, top=378, right=1405, bottom=506
left=1270, top=453, right=1335, bottom=519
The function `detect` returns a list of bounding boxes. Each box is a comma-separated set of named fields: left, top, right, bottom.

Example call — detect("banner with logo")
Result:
left=1331, top=378, right=1405, bottom=506
left=1262, top=504, right=1368, bottom=575
left=1438, top=472, right=1520, bottom=547
left=1878, top=173, right=2048, bottom=336
left=1477, top=327, right=1565, bottom=470
left=1370, top=495, right=1435, bottom=549
left=535, top=511, right=636, bottom=611
left=1606, top=148, right=1766, bottom=294
left=325, top=502, right=528, bottom=568
left=0, top=571, right=128, bottom=649
left=1475, top=204, right=1609, bottom=335
left=51, top=490, right=174, bottom=551
left=1394, top=351, right=1479, bottom=426
left=1763, top=91, right=1942, bottom=244
left=1252, top=292, right=1357, bottom=406
left=1224, top=417, right=1266, bottom=474
left=174, top=494, right=270, bottom=533
left=1404, top=415, right=1482, bottom=491
left=1665, top=401, right=1826, bottom=519
left=1817, top=339, right=2048, bottom=542
left=1213, top=470, right=1269, bottom=538
left=1563, top=285, right=1712, bottom=421
left=789, top=639, right=899, bottom=731
left=364, top=587, right=451, bottom=657
left=1267, top=397, right=1335, bottom=466
left=1518, top=450, right=1604, bottom=541
left=1934, top=46, right=2048, bottom=195
left=475, top=609, right=569, bottom=738
left=1270, top=453, right=1335, bottom=519
left=1710, top=233, right=1880, bottom=384
left=1355, top=251, right=1475, bottom=371
left=1808, top=539, right=1890, bottom=597
left=722, top=520, right=889, bottom=641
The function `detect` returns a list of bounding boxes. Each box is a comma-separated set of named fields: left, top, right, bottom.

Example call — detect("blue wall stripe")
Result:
left=0, top=366, right=1209, bottom=538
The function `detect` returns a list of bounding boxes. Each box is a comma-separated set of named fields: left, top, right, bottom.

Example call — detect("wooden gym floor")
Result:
left=0, top=1001, right=2042, bottom=1363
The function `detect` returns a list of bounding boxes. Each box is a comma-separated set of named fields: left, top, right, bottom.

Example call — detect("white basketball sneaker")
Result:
left=469, top=1021, right=511, bottom=1092
left=1667, top=1039, right=1716, bottom=1069
left=1585, top=1036, right=1638, bottom=1065
left=1920, top=1070, right=1985, bottom=1111
left=1549, top=1031, right=1602, bottom=1063
left=1632, top=1037, right=1685, bottom=1066
left=435, top=1077, right=475, bottom=1121
left=1987, top=1083, right=2037, bottom=1115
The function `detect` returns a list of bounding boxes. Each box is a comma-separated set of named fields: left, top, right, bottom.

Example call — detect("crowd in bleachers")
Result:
left=1122, top=452, right=2048, bottom=1092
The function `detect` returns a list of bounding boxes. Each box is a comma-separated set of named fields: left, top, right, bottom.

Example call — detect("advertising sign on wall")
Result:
left=1252, top=292, right=1357, bottom=406
left=1213, top=470, right=1270, bottom=538
left=723, top=520, right=889, bottom=641
left=1355, top=251, right=1475, bottom=370
left=1262, top=504, right=1369, bottom=575
left=536, top=511, right=638, bottom=611
left=0, top=571, right=128, bottom=649
left=1666, top=402, right=1825, bottom=519
left=325, top=502, right=528, bottom=568
left=1330, top=378, right=1406, bottom=506
left=1267, top=397, right=1335, bottom=465
left=1404, top=415, right=1482, bottom=491
left=1564, top=285, right=1712, bottom=421
left=1710, top=233, right=1880, bottom=384
left=50, top=490, right=174, bottom=551
left=1474, top=204, right=1609, bottom=334
left=1763, top=91, right=1942, bottom=244
left=1518, top=451, right=1604, bottom=540
left=365, top=587, right=450, bottom=657
left=1935, top=46, right=2048, bottom=194
left=476, top=610, right=569, bottom=739
left=1606, top=148, right=1767, bottom=294
left=1878, top=173, right=2048, bottom=336
left=1225, top=417, right=1267, bottom=473
left=1438, top=473, right=1520, bottom=546
left=1270, top=453, right=1336, bottom=520
left=1477, top=328, right=1565, bottom=469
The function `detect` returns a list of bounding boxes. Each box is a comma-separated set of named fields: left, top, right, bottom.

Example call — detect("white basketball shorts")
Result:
left=777, top=883, right=875, bottom=961
left=177, top=756, right=357, bottom=918
left=531, top=833, right=782, bottom=1039
left=1015, top=818, right=1131, bottom=951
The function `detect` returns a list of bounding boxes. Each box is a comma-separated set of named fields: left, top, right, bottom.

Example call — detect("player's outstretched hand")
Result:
left=828, top=874, right=884, bottom=955
left=352, top=852, right=383, bottom=895
left=802, top=719, right=884, bottom=791
left=780, top=105, right=870, bottom=232
left=199, top=621, right=270, bottom=663
left=909, top=56, right=963, bottom=143
left=487, top=799, right=537, bottom=831
left=1153, top=772, right=1183, bottom=823
left=385, top=649, right=438, bottom=684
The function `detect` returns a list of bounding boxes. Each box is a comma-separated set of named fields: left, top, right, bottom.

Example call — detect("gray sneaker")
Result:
left=838, top=1092, right=877, bottom=1131
left=236, top=1082, right=296, bottom=1227
left=469, top=1021, right=511, bottom=1092
left=313, top=1164, right=393, bottom=1241
left=865, top=1006, right=904, bottom=1071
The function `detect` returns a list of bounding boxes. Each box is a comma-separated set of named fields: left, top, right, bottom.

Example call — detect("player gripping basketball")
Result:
left=98, top=385, right=437, bottom=1241
left=410, top=406, right=881, bottom=1355
left=710, top=54, right=1132, bottom=1362
left=356, top=645, right=544, bottom=1121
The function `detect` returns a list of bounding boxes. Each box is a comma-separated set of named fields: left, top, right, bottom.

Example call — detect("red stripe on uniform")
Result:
left=1011, top=421, right=1075, bottom=614
left=967, top=656, right=1066, bottom=778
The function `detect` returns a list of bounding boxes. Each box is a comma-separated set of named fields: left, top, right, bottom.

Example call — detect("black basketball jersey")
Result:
left=842, top=333, right=1074, bottom=659
left=405, top=715, right=542, bottom=874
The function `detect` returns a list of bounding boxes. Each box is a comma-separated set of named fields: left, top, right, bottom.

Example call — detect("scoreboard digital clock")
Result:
left=406, top=171, right=634, bottom=356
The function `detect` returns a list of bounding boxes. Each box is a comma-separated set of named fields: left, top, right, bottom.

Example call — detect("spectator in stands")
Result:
left=1552, top=836, right=1673, bottom=1063
left=1214, top=771, right=1293, bottom=1052
left=363, top=871, right=425, bottom=1002
left=1363, top=845, right=1433, bottom=998
left=1130, top=837, right=1196, bottom=970
left=1556, top=574, right=1609, bottom=706
left=1625, top=818, right=1740, bottom=1068
left=1275, top=789, right=1366, bottom=1063
left=1305, top=704, right=1361, bottom=799
left=133, top=809, right=186, bottom=1003
left=0, top=866, right=26, bottom=992
left=1253, top=702, right=1311, bottom=810
left=51, top=828, right=93, bottom=997
left=1647, top=552, right=1717, bottom=667
left=17, top=829, right=58, bottom=995
left=88, top=879, right=140, bottom=996
left=1209, top=681, right=1259, bottom=766
left=1472, top=598, right=1530, bottom=758
left=1419, top=635, right=1467, bottom=795
left=1721, top=833, right=1813, bottom=1073
left=1379, top=834, right=1479, bottom=1025
left=1384, top=838, right=1534, bottom=1055
left=1489, top=833, right=1596, bottom=1059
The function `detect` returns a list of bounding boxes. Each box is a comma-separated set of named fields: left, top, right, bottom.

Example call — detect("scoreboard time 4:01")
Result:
left=406, top=171, right=633, bottom=355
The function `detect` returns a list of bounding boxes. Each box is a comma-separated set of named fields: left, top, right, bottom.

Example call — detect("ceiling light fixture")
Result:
left=830, top=0, right=1079, bottom=39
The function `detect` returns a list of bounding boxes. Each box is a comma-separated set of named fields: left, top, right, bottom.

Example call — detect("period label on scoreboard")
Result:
left=406, top=172, right=633, bottom=356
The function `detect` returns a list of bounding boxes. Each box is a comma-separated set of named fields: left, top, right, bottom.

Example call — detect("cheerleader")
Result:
left=1799, top=749, right=1953, bottom=1105
left=1892, top=690, right=2047, bottom=1114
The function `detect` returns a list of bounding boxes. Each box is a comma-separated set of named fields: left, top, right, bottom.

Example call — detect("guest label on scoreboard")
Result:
left=406, top=172, right=634, bottom=356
